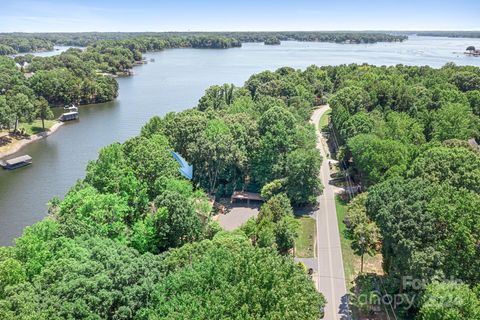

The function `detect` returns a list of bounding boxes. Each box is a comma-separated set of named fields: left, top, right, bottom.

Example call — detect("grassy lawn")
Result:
left=18, top=120, right=57, bottom=135
left=0, top=120, right=59, bottom=155
left=319, top=109, right=331, bottom=130
left=295, top=216, right=316, bottom=258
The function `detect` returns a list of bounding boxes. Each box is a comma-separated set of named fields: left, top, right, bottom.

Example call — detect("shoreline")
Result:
left=0, top=122, right=64, bottom=159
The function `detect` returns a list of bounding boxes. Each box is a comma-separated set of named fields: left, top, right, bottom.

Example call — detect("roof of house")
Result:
left=5, top=155, right=32, bottom=165
left=231, top=191, right=263, bottom=201
left=62, top=111, right=79, bottom=116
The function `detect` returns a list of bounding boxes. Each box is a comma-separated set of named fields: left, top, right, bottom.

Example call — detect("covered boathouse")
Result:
left=0, top=155, right=32, bottom=170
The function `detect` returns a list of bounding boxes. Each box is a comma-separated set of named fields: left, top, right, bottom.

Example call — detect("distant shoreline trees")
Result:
left=0, top=31, right=408, bottom=56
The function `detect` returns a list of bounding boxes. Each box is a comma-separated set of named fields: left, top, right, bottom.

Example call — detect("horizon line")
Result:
left=1, top=30, right=480, bottom=34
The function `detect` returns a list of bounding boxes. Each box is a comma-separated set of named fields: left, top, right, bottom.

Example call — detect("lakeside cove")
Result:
left=0, top=59, right=148, bottom=159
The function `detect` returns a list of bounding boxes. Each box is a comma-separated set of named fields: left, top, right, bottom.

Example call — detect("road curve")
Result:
left=310, top=105, right=350, bottom=320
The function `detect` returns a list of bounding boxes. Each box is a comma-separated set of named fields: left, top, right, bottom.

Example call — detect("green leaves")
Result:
left=1, top=230, right=324, bottom=319
left=154, top=188, right=203, bottom=251
left=409, top=146, right=480, bottom=193
left=0, top=258, right=26, bottom=298
left=348, top=134, right=411, bottom=185
left=1, top=237, right=165, bottom=320
left=366, top=178, right=480, bottom=286
left=431, top=103, right=480, bottom=141
left=7, top=92, right=34, bottom=130
left=249, top=194, right=301, bottom=255
left=285, top=148, right=322, bottom=205
left=146, top=240, right=324, bottom=320
left=419, top=282, right=480, bottom=320
left=123, top=134, right=178, bottom=197
left=54, top=184, right=130, bottom=241
left=197, top=84, right=235, bottom=111
left=344, top=193, right=381, bottom=272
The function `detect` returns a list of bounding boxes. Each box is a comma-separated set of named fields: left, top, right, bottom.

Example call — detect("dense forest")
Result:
left=0, top=65, right=331, bottom=319
left=0, top=31, right=408, bottom=55
left=327, top=63, right=480, bottom=318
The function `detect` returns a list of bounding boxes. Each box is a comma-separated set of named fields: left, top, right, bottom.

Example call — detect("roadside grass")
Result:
left=295, top=216, right=316, bottom=258
left=319, top=109, right=331, bottom=130
left=335, top=195, right=383, bottom=291
left=335, top=195, right=356, bottom=290
left=318, top=109, right=332, bottom=158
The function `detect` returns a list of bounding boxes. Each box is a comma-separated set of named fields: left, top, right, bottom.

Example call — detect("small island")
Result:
left=465, top=46, right=480, bottom=57
left=264, top=37, right=281, bottom=45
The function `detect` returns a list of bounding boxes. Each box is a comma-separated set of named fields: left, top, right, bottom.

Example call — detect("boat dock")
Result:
left=59, top=111, right=79, bottom=122
left=0, top=155, right=33, bottom=170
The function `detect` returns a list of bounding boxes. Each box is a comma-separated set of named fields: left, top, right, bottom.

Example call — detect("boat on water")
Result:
left=0, top=155, right=32, bottom=170
left=64, top=103, right=78, bottom=112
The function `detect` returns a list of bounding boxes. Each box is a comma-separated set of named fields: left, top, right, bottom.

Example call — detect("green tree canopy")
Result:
left=419, top=282, right=480, bottom=320
left=348, top=134, right=411, bottom=185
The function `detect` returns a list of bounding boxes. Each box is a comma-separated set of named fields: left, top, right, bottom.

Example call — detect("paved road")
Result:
left=311, top=105, right=350, bottom=320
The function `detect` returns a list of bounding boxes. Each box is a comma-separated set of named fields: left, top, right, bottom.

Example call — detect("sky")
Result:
left=1, top=0, right=479, bottom=33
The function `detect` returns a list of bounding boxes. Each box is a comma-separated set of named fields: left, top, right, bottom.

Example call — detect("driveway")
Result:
left=216, top=203, right=260, bottom=230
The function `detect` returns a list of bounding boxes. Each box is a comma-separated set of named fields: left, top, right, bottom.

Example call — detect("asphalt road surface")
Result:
left=311, top=105, right=350, bottom=320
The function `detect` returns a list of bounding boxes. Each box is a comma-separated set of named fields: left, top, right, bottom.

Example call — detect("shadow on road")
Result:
left=339, top=294, right=352, bottom=320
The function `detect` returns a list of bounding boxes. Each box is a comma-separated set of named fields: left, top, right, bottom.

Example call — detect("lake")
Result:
left=1, top=36, right=479, bottom=245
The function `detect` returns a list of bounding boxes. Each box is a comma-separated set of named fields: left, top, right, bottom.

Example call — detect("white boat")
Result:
left=63, top=104, right=78, bottom=112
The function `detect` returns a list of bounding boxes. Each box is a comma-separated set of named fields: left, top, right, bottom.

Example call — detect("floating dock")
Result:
left=0, top=155, right=32, bottom=170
